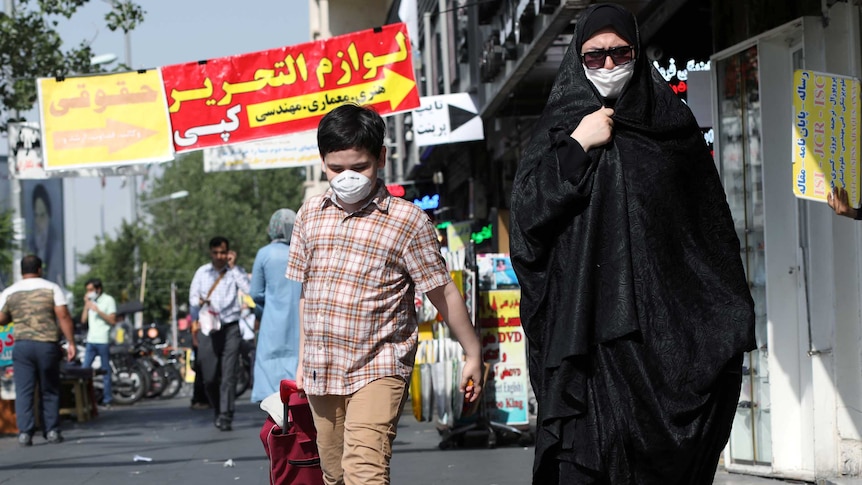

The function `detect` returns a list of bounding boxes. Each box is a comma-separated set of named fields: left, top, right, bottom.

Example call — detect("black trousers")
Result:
left=191, top=346, right=207, bottom=405
left=197, top=322, right=240, bottom=420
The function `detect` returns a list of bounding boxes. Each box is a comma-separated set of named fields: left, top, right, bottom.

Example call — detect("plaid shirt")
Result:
left=285, top=183, right=451, bottom=396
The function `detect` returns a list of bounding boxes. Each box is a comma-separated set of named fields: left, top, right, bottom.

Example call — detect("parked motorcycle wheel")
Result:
left=145, top=363, right=167, bottom=398
left=235, top=360, right=250, bottom=397
left=112, top=366, right=148, bottom=405
left=158, top=365, right=183, bottom=400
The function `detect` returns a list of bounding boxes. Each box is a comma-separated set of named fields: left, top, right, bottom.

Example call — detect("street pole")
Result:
left=170, top=281, right=177, bottom=349
left=395, top=114, right=405, bottom=183
left=438, top=0, right=451, bottom=95
left=9, top=162, right=22, bottom=283
left=124, top=24, right=137, bottom=237
left=123, top=27, right=132, bottom=69
left=424, top=12, right=434, bottom=97
left=135, top=260, right=146, bottom=330
left=5, top=0, right=22, bottom=282
left=127, top=28, right=141, bottom=331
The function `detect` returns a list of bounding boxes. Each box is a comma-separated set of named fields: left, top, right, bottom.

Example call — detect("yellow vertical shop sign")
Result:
left=792, top=69, right=861, bottom=204
left=38, top=70, right=175, bottom=171
left=477, top=290, right=528, bottom=426
left=446, top=221, right=472, bottom=253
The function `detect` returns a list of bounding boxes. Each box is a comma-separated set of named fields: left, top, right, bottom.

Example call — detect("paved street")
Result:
left=0, top=391, right=803, bottom=484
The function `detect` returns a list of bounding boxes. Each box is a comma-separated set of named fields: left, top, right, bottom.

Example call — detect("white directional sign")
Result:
left=202, top=131, right=319, bottom=173
left=412, top=93, right=484, bottom=147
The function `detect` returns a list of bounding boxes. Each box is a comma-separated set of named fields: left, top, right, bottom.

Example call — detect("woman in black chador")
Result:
left=510, top=4, right=756, bottom=484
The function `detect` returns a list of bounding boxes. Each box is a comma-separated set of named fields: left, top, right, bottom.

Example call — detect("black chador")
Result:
left=510, top=4, right=756, bottom=484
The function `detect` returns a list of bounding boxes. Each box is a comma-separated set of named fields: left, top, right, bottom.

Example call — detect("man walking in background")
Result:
left=80, top=278, right=117, bottom=409
left=189, top=237, right=249, bottom=431
left=0, top=255, right=77, bottom=446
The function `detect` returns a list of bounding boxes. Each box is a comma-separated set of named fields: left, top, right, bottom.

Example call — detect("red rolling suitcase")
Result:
left=260, top=380, right=324, bottom=485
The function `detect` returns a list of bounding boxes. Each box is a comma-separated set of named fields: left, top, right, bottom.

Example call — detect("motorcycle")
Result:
left=69, top=335, right=149, bottom=405
left=136, top=339, right=183, bottom=399
left=104, top=344, right=149, bottom=405
left=135, top=323, right=184, bottom=400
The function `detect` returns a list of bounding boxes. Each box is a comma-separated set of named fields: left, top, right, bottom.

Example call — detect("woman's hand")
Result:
left=571, top=106, right=615, bottom=152
left=828, top=186, right=859, bottom=219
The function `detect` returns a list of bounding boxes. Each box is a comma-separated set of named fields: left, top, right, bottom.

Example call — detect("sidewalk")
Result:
left=0, top=392, right=810, bottom=484
left=714, top=471, right=808, bottom=485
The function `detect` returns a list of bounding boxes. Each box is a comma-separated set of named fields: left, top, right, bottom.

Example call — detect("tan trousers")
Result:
left=307, top=377, right=408, bottom=485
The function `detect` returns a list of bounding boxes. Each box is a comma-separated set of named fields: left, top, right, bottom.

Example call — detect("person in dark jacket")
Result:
left=509, top=4, right=756, bottom=484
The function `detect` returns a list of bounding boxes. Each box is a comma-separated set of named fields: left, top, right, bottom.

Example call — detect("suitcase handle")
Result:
left=281, top=379, right=298, bottom=433
left=280, top=380, right=298, bottom=403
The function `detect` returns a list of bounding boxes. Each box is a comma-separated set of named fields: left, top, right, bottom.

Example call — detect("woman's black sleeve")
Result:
left=554, top=131, right=591, bottom=182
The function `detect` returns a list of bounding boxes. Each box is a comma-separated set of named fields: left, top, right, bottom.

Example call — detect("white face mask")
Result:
left=87, top=291, right=98, bottom=301
left=583, top=61, right=635, bottom=99
left=330, top=170, right=374, bottom=205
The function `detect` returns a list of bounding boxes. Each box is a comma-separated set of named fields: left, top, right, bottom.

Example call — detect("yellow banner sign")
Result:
left=38, top=70, right=175, bottom=170
left=792, top=70, right=861, bottom=204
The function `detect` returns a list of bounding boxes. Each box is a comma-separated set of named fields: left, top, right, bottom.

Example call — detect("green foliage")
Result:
left=71, top=219, right=144, bottom=312
left=103, top=0, right=144, bottom=34
left=0, top=211, right=15, bottom=285
left=74, top=152, right=306, bottom=323
left=0, top=0, right=145, bottom=126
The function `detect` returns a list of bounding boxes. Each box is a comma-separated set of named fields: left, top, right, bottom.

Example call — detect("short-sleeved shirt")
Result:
left=0, top=277, right=67, bottom=343
left=285, top=183, right=451, bottom=396
left=86, top=293, right=117, bottom=344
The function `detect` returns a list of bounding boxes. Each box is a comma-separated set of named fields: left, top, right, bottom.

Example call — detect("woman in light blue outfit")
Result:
left=249, top=209, right=302, bottom=402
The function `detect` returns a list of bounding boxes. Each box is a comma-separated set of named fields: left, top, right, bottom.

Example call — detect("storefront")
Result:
left=712, top=3, right=862, bottom=480
left=319, top=0, right=862, bottom=479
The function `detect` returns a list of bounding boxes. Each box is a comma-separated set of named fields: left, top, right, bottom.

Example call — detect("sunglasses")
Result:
left=581, top=45, right=635, bottom=70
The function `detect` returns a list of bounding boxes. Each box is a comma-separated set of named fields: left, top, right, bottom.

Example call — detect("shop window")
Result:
left=480, top=31, right=504, bottom=83
left=538, top=0, right=559, bottom=14
left=478, top=0, right=504, bottom=24
left=518, top=2, right=536, bottom=44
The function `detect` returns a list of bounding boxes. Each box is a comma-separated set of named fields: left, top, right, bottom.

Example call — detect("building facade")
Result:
left=316, top=0, right=862, bottom=481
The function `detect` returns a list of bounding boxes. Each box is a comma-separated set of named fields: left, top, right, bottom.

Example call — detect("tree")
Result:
left=0, top=210, right=15, bottom=287
left=72, top=219, right=145, bottom=308
left=0, top=0, right=143, bottom=291
left=74, top=151, right=306, bottom=322
left=0, top=0, right=145, bottom=126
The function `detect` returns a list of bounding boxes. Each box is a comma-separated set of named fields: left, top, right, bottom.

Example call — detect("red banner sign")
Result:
left=161, top=23, right=419, bottom=152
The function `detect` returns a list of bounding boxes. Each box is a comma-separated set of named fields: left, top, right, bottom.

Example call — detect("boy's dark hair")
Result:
left=85, top=278, right=103, bottom=290
left=209, top=236, right=230, bottom=249
left=21, top=255, right=42, bottom=275
left=317, top=104, right=385, bottom=158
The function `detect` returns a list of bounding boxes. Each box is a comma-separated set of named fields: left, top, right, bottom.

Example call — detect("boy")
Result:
left=285, top=104, right=483, bottom=485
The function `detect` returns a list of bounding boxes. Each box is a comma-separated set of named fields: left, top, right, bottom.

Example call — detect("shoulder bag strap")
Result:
left=204, top=269, right=227, bottom=302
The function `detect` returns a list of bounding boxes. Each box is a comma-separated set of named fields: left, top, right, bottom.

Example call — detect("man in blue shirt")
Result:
left=189, top=236, right=249, bottom=431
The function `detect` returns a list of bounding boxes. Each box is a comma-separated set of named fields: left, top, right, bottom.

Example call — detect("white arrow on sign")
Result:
left=412, top=93, right=484, bottom=147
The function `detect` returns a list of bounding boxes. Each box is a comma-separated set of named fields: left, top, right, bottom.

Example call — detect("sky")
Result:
left=57, top=1, right=311, bottom=69
left=3, top=0, right=311, bottom=285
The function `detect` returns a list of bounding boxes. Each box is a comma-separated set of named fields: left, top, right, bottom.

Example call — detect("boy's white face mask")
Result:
left=583, top=61, right=635, bottom=99
left=330, top=170, right=374, bottom=204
